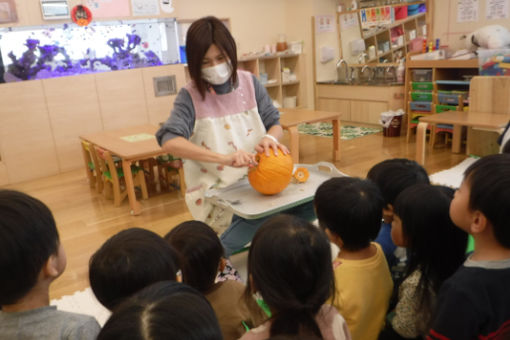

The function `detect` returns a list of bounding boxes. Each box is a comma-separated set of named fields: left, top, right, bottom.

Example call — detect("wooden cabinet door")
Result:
left=317, top=98, right=351, bottom=122
left=350, top=100, right=388, bottom=125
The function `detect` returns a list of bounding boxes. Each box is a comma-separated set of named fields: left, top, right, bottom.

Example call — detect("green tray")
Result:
left=411, top=82, right=433, bottom=91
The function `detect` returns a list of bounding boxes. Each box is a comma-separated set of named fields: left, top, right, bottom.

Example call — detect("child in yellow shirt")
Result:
left=315, top=177, right=393, bottom=340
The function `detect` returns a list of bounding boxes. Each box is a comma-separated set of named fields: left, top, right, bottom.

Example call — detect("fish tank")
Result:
left=0, top=18, right=180, bottom=83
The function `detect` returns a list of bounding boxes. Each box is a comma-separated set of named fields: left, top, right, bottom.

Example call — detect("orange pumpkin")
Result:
left=248, top=149, right=293, bottom=195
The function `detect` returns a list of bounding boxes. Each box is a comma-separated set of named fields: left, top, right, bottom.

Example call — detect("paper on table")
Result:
left=120, top=133, right=156, bottom=142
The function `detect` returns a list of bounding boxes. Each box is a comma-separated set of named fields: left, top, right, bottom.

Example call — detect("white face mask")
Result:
left=201, top=62, right=232, bottom=85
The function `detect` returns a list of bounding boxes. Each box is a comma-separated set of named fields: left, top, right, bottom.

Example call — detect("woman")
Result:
left=156, top=16, right=314, bottom=256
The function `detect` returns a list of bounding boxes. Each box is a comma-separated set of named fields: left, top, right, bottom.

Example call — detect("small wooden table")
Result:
left=416, top=111, right=510, bottom=165
left=80, top=124, right=165, bottom=215
left=280, top=109, right=342, bottom=163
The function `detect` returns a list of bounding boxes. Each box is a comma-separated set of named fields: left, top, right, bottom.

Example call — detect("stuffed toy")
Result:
left=464, top=25, right=510, bottom=51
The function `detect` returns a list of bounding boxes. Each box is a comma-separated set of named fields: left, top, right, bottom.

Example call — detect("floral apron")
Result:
left=183, top=70, right=266, bottom=232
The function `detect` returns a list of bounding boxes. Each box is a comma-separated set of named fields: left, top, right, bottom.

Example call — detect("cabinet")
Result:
left=338, top=1, right=430, bottom=64
left=316, top=84, right=404, bottom=125
left=238, top=53, right=304, bottom=108
left=404, top=58, right=479, bottom=143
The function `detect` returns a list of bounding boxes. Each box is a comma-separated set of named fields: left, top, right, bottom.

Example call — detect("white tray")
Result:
left=205, top=162, right=347, bottom=219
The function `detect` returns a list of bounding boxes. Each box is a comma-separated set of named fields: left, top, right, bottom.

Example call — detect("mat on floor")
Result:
left=298, top=122, right=382, bottom=140
left=429, top=156, right=479, bottom=189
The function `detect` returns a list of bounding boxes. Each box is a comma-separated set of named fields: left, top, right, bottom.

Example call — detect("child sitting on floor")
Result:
left=315, top=177, right=393, bottom=340
left=165, top=220, right=257, bottom=340
left=240, top=214, right=351, bottom=340
left=98, top=281, right=223, bottom=340
left=0, top=190, right=100, bottom=339
left=379, top=184, right=467, bottom=339
left=89, top=227, right=178, bottom=310
left=428, top=154, right=510, bottom=340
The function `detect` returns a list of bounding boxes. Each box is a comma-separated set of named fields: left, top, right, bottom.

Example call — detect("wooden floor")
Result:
left=2, top=131, right=467, bottom=300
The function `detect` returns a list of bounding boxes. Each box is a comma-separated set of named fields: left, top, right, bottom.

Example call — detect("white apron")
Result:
left=183, top=70, right=266, bottom=232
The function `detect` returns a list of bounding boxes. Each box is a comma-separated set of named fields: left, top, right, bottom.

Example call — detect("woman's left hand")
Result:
left=255, top=135, right=290, bottom=157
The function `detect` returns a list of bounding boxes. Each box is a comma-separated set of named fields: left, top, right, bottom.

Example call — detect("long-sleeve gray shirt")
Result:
left=0, top=306, right=100, bottom=340
left=156, top=74, right=280, bottom=147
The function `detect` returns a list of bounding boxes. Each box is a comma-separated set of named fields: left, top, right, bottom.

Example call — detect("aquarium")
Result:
left=0, top=18, right=180, bottom=83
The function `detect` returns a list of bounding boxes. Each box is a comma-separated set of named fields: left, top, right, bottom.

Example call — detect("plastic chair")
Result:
left=95, top=147, right=148, bottom=206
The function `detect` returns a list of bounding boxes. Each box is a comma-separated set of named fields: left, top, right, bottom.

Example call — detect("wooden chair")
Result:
left=95, top=147, right=149, bottom=206
left=156, top=155, right=186, bottom=196
left=467, top=76, right=510, bottom=156
left=80, top=141, right=103, bottom=193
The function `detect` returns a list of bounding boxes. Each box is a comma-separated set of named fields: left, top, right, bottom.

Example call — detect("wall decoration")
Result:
left=0, top=0, right=18, bottom=23
left=86, top=0, right=130, bottom=18
left=160, top=0, right=174, bottom=13
left=486, top=0, right=509, bottom=20
left=71, top=5, right=93, bottom=26
left=457, top=0, right=479, bottom=23
left=131, top=0, right=159, bottom=16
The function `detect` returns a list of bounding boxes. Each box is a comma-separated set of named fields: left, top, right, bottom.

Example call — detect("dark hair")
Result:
left=246, top=214, right=334, bottom=338
left=502, top=139, right=510, bottom=154
left=394, top=184, right=468, bottom=329
left=186, top=16, right=238, bottom=99
left=367, top=158, right=430, bottom=207
left=464, top=154, right=510, bottom=248
left=98, top=281, right=222, bottom=340
left=314, top=177, right=384, bottom=251
left=0, top=190, right=60, bottom=306
left=89, top=228, right=178, bottom=310
left=164, top=220, right=223, bottom=293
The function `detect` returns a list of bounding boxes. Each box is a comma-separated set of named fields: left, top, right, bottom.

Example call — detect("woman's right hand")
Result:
left=223, top=150, right=257, bottom=168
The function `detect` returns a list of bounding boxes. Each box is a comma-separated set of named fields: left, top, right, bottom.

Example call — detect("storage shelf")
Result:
left=264, top=82, right=281, bottom=88
left=282, top=80, right=300, bottom=86
left=362, top=13, right=426, bottom=39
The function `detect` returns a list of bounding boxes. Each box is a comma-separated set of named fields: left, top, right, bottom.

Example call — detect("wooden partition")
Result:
left=0, top=64, right=186, bottom=185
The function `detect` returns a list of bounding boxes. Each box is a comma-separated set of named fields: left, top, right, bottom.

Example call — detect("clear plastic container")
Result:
left=411, top=69, right=433, bottom=82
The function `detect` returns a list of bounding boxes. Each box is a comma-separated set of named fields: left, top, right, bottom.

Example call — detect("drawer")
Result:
left=438, top=93, right=463, bottom=105
left=411, top=82, right=433, bottom=91
left=411, top=69, right=433, bottom=82
left=435, top=104, right=459, bottom=113
left=410, top=91, right=433, bottom=101
left=410, top=101, right=432, bottom=112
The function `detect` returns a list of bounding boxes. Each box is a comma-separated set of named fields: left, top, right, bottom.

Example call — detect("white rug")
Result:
left=429, top=157, right=479, bottom=189
left=51, top=287, right=111, bottom=326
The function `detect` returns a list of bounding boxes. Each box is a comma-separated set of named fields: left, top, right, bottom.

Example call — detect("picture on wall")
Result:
left=0, top=0, right=18, bottom=23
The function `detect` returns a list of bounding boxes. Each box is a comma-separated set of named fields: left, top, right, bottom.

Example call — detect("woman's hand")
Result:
left=255, top=135, right=290, bottom=157
left=223, top=150, right=257, bottom=168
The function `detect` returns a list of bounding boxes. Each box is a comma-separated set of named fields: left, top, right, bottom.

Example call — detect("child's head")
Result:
left=246, top=214, right=334, bottom=338
left=164, top=220, right=224, bottom=293
left=367, top=158, right=429, bottom=220
left=314, top=177, right=384, bottom=251
left=89, top=227, right=178, bottom=310
left=97, top=281, right=222, bottom=340
left=450, top=154, right=510, bottom=249
left=0, top=190, right=66, bottom=306
left=393, top=184, right=468, bottom=284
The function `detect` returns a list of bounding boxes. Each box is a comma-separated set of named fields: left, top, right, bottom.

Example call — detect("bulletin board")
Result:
left=434, top=0, right=510, bottom=50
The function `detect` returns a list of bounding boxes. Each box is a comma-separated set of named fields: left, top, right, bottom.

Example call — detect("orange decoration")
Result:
left=293, top=167, right=310, bottom=183
left=248, top=149, right=293, bottom=195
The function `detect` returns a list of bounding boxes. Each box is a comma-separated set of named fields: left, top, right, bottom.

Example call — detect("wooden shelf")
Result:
left=264, top=82, right=280, bottom=88
left=282, top=80, right=300, bottom=86
left=407, top=59, right=479, bottom=69
left=362, top=13, right=425, bottom=39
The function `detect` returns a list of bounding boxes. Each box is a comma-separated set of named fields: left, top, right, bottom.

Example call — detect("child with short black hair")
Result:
left=315, top=177, right=393, bottom=340
left=366, top=158, right=430, bottom=269
left=428, top=154, right=510, bottom=340
left=240, top=214, right=351, bottom=340
left=379, top=184, right=468, bottom=339
left=89, top=227, right=178, bottom=310
left=98, top=281, right=223, bottom=340
left=165, top=220, right=254, bottom=340
left=0, top=190, right=100, bottom=339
